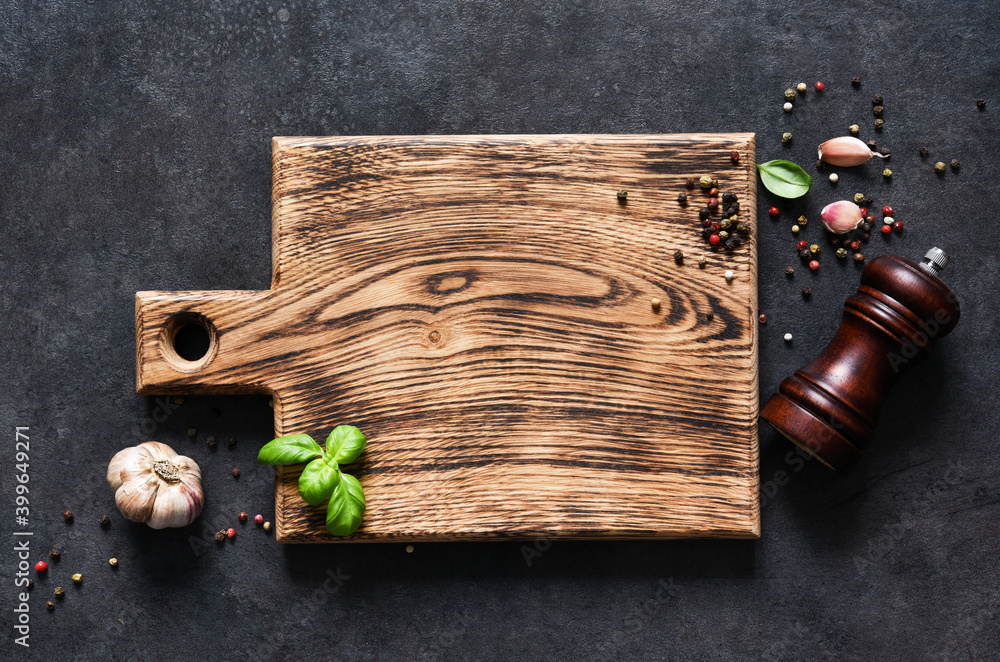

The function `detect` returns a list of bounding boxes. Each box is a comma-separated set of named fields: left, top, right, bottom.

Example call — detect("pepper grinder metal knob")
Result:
left=760, top=248, right=960, bottom=472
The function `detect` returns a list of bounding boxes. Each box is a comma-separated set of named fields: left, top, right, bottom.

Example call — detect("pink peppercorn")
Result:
left=35, top=561, right=47, bottom=573
left=238, top=512, right=248, bottom=523
left=226, top=528, right=236, bottom=539
left=709, top=234, right=721, bottom=246
left=881, top=225, right=892, bottom=236
left=883, top=205, right=894, bottom=216
left=769, top=207, right=780, bottom=218
left=254, top=514, right=263, bottom=525
left=730, top=150, right=740, bottom=162
left=815, top=81, right=824, bottom=91
left=797, top=240, right=808, bottom=250
left=893, top=221, right=904, bottom=233
left=808, top=260, right=819, bottom=270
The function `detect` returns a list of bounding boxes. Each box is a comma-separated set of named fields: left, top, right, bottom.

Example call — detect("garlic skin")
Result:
left=817, top=137, right=884, bottom=167
left=107, top=441, right=203, bottom=529
left=821, top=201, right=865, bottom=234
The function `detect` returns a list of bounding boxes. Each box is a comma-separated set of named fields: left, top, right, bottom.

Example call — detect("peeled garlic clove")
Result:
left=821, top=201, right=865, bottom=234
left=817, top=136, right=884, bottom=167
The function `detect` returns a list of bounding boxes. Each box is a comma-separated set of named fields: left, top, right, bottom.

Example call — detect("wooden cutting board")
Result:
left=136, top=133, right=759, bottom=542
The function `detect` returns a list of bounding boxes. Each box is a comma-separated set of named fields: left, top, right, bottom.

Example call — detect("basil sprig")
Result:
left=756, top=159, right=812, bottom=199
left=258, top=425, right=367, bottom=537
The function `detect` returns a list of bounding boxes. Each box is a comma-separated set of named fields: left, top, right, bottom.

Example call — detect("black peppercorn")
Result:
left=863, top=195, right=874, bottom=205
left=802, top=287, right=812, bottom=297
left=976, top=98, right=985, bottom=109
left=951, top=159, right=960, bottom=170
left=872, top=94, right=883, bottom=105
left=27, top=579, right=33, bottom=589
left=686, top=178, right=695, bottom=190
left=724, top=237, right=741, bottom=251
left=785, top=266, right=795, bottom=276
left=867, top=139, right=877, bottom=150
left=722, top=192, right=737, bottom=205
left=677, top=192, right=688, bottom=204
left=215, top=530, right=226, bottom=543
left=735, top=222, right=749, bottom=235
left=873, top=105, right=883, bottom=116
left=49, top=548, right=60, bottom=561
left=706, top=311, right=715, bottom=321
left=701, top=227, right=715, bottom=240
left=881, top=146, right=891, bottom=157
left=99, top=514, right=110, bottom=527
left=227, top=437, right=236, bottom=448
left=861, top=222, right=872, bottom=233
left=721, top=210, right=732, bottom=220
left=799, top=248, right=812, bottom=260
left=851, top=76, right=861, bottom=86
left=699, top=207, right=711, bottom=221
left=206, top=435, right=216, bottom=447
left=187, top=428, right=197, bottom=438
left=920, top=146, right=929, bottom=157
left=674, top=250, right=684, bottom=264
left=616, top=190, right=628, bottom=202
left=62, top=510, right=73, bottom=522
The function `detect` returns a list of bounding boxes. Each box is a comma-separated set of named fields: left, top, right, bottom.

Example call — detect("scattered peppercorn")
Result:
left=708, top=187, right=719, bottom=197
left=232, top=468, right=241, bottom=478
left=799, top=248, right=812, bottom=260
left=718, top=230, right=729, bottom=240
left=850, top=240, right=861, bottom=250
left=700, top=176, right=713, bottom=189
left=709, top=233, right=721, bottom=246
left=784, top=88, right=796, bottom=101
left=698, top=256, right=707, bottom=269
left=951, top=159, right=960, bottom=170
left=759, top=314, right=768, bottom=324
left=854, top=193, right=865, bottom=204
left=35, top=561, right=47, bottom=573
left=874, top=119, right=884, bottom=130
left=893, top=220, right=904, bottom=233
left=785, top=266, right=795, bottom=276
left=406, top=544, right=415, bottom=553
left=872, top=94, right=883, bottom=105
left=881, top=224, right=892, bottom=236
left=215, top=530, right=226, bottom=543
left=797, top=240, right=807, bottom=250
left=815, top=81, right=825, bottom=91
left=187, top=427, right=197, bottom=438
left=854, top=253, right=865, bottom=262
left=72, top=573, right=82, bottom=585
left=791, top=225, right=800, bottom=234
left=809, top=244, right=820, bottom=255
left=783, top=102, right=793, bottom=112
left=651, top=298, right=661, bottom=312
left=920, top=147, right=929, bottom=157
left=830, top=236, right=840, bottom=246
left=673, top=250, right=684, bottom=264
left=677, top=192, right=688, bottom=204
left=873, top=105, right=884, bottom=116
left=99, top=514, right=110, bottom=527
left=109, top=558, right=118, bottom=567
left=849, top=124, right=860, bottom=135
left=698, top=207, right=711, bottom=221
left=63, top=510, right=73, bottom=522
left=173, top=396, right=185, bottom=405
left=46, top=601, right=54, bottom=612
left=54, top=586, right=64, bottom=597
left=686, top=178, right=695, bottom=190
left=866, top=140, right=878, bottom=151
left=239, top=512, right=248, bottom=523
left=49, top=548, right=60, bottom=560
left=206, top=435, right=217, bottom=447
left=27, top=579, right=33, bottom=589
left=809, top=260, right=819, bottom=271
left=883, top=168, right=892, bottom=178
left=254, top=514, right=264, bottom=525
left=977, top=98, right=986, bottom=109
left=882, top=206, right=893, bottom=216
left=263, top=522, right=272, bottom=532
left=769, top=207, right=780, bottom=218
left=617, top=190, right=628, bottom=202
left=706, top=311, right=715, bottom=321
left=935, top=161, right=946, bottom=173
left=782, top=132, right=793, bottom=143
left=881, top=146, right=891, bottom=157
left=730, top=150, right=740, bottom=162
left=851, top=76, right=861, bottom=86
left=797, top=215, right=808, bottom=226
left=227, top=528, right=236, bottom=539
left=724, top=270, right=734, bottom=282
left=836, top=248, right=848, bottom=259
left=829, top=173, right=839, bottom=183
left=784, top=333, right=793, bottom=342
left=802, top=287, right=812, bottom=297
left=708, top=197, right=719, bottom=210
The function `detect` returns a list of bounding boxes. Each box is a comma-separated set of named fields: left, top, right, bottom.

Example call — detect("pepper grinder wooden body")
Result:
left=761, top=249, right=959, bottom=472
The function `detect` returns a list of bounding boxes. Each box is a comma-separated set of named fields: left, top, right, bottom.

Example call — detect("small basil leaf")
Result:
left=298, top=457, right=341, bottom=507
left=257, top=434, right=323, bottom=466
left=325, top=425, right=367, bottom=465
left=325, top=472, right=366, bottom=536
left=756, top=160, right=813, bottom=199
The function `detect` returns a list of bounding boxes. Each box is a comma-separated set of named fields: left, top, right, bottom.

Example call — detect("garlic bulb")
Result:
left=107, top=441, right=203, bottom=529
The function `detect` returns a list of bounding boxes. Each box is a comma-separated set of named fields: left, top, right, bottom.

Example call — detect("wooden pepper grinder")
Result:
left=761, top=248, right=960, bottom=472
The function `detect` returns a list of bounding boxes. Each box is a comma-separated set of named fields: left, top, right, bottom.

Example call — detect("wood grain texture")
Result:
left=135, top=134, right=760, bottom=542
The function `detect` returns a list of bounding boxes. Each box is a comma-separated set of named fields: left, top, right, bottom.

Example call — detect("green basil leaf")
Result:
left=257, top=434, right=323, bottom=466
left=298, top=456, right=341, bottom=507
left=756, top=160, right=813, bottom=199
left=325, top=425, right=367, bottom=465
left=325, top=472, right=366, bottom=536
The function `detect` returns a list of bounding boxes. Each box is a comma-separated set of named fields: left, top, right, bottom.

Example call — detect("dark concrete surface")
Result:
left=2, top=1, right=998, bottom=660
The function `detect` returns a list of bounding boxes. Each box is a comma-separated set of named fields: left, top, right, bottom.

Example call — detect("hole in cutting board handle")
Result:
left=159, top=313, right=218, bottom=372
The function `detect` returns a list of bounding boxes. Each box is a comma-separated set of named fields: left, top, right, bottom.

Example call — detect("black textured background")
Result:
left=2, top=1, right=998, bottom=660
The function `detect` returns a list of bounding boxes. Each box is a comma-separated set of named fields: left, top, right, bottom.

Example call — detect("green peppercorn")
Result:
left=54, top=586, right=64, bottom=597
left=935, top=161, right=946, bottom=173
left=874, top=119, right=884, bottom=130
left=782, top=132, right=793, bottom=143
left=784, top=88, right=796, bottom=101
left=849, top=124, right=860, bottom=135
left=809, top=244, right=820, bottom=255
left=700, top=176, right=713, bottom=189
left=735, top=222, right=749, bottom=235
left=617, top=189, right=628, bottom=202
left=72, top=573, right=82, bottom=585
left=718, top=230, right=729, bottom=240
left=836, top=247, right=848, bottom=259
left=883, top=168, right=892, bottom=177
left=873, top=105, right=884, bottom=116
left=854, top=193, right=865, bottom=204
